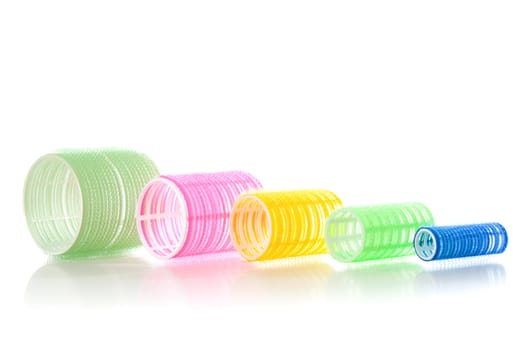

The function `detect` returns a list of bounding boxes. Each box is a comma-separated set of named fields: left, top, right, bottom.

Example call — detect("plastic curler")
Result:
left=23, top=149, right=159, bottom=257
left=230, top=190, right=343, bottom=261
left=325, top=203, right=434, bottom=262
left=136, top=171, right=262, bottom=259
left=414, top=223, right=508, bottom=261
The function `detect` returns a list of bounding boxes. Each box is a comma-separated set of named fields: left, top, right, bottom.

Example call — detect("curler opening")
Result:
left=325, top=210, right=364, bottom=262
left=230, top=195, right=271, bottom=261
left=24, top=155, right=83, bottom=255
left=136, top=178, right=188, bottom=259
left=414, top=228, right=437, bottom=261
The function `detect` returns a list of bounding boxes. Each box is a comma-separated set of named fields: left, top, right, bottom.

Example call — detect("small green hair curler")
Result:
left=325, top=203, right=434, bottom=262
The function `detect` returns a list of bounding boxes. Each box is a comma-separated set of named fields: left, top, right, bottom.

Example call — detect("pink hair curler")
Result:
left=136, top=171, right=262, bottom=259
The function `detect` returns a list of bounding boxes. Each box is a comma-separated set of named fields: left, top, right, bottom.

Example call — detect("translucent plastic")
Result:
left=414, top=223, right=508, bottom=261
left=230, top=190, right=343, bottom=261
left=136, top=171, right=262, bottom=259
left=325, top=203, right=434, bottom=262
left=23, top=149, right=159, bottom=257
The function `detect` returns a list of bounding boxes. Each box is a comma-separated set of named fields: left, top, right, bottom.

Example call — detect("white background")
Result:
left=1, top=0, right=524, bottom=348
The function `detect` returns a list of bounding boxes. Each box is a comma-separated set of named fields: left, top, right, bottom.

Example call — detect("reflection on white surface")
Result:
left=25, top=255, right=154, bottom=306
left=139, top=252, right=252, bottom=304
left=327, top=258, right=506, bottom=302
left=327, top=261, right=424, bottom=302
left=25, top=254, right=506, bottom=307
left=414, top=260, right=507, bottom=296
left=231, top=256, right=334, bottom=304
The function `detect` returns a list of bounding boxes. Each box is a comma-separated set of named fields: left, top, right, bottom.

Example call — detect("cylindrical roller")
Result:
left=136, top=171, right=262, bottom=259
left=325, top=203, right=434, bottom=262
left=230, top=190, right=343, bottom=261
left=414, top=223, right=508, bottom=261
left=23, top=149, right=159, bottom=257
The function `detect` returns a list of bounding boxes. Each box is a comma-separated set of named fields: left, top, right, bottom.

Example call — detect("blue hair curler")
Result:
left=414, top=223, right=508, bottom=261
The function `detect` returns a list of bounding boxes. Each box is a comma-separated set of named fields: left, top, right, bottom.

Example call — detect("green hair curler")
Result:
left=325, top=203, right=434, bottom=262
left=23, top=149, right=159, bottom=257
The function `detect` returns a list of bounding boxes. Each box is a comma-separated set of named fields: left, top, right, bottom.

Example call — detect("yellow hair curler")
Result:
left=230, top=190, right=343, bottom=261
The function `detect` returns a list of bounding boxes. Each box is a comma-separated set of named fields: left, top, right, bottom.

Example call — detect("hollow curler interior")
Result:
left=230, top=190, right=343, bottom=261
left=24, top=155, right=83, bottom=255
left=136, top=178, right=189, bottom=258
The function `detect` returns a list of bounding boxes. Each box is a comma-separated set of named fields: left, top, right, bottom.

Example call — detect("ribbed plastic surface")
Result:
left=24, top=149, right=159, bottom=257
left=230, top=190, right=343, bottom=261
left=136, top=171, right=262, bottom=259
left=325, top=203, right=434, bottom=262
left=414, top=223, right=508, bottom=261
